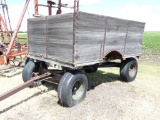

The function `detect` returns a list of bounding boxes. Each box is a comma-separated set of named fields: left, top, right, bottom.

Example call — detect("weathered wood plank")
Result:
left=74, top=45, right=101, bottom=64
left=74, top=12, right=105, bottom=63
left=47, top=13, right=73, bottom=22
left=75, top=31, right=104, bottom=45
left=47, top=44, right=73, bottom=63
left=47, top=13, right=74, bottom=62
left=28, top=44, right=46, bottom=57
left=124, top=31, right=144, bottom=56
left=28, top=16, right=47, bottom=57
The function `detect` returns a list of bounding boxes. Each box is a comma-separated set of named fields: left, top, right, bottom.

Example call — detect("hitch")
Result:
left=0, top=72, right=51, bottom=101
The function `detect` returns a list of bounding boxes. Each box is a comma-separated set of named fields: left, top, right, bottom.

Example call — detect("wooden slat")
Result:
left=74, top=12, right=105, bottom=64
left=47, top=13, right=74, bottom=62
left=124, top=32, right=144, bottom=55
left=74, top=45, right=101, bottom=64
left=124, top=20, right=145, bottom=56
left=103, top=17, right=128, bottom=56
left=28, top=16, right=47, bottom=57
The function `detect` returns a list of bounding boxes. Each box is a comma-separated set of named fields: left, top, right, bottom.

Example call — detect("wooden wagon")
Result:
left=23, top=11, right=145, bottom=107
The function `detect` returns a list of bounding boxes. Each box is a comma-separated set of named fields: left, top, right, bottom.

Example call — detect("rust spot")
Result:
left=75, top=55, right=80, bottom=60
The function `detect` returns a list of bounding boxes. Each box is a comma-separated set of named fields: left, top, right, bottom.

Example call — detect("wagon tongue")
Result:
left=0, top=72, right=51, bottom=101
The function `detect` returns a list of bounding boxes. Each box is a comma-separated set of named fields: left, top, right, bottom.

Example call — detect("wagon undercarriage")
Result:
left=0, top=57, right=138, bottom=107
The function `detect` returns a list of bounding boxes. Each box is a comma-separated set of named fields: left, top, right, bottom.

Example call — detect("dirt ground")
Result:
left=0, top=59, right=160, bottom=120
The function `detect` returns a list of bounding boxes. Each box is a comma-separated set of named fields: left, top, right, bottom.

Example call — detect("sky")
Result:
left=3, top=0, right=160, bottom=31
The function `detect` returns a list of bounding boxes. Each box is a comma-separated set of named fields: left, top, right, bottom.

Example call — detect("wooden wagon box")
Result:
left=27, top=11, right=145, bottom=68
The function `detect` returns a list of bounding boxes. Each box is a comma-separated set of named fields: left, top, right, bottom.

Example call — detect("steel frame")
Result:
left=0, top=61, right=121, bottom=102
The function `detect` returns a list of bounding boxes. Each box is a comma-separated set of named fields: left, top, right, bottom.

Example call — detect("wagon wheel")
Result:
left=58, top=71, right=88, bottom=107
left=120, top=58, right=138, bottom=82
left=22, top=61, right=48, bottom=87
left=22, top=61, right=40, bottom=87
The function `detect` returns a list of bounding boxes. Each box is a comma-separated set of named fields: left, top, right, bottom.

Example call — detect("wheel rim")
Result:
left=129, top=63, right=137, bottom=78
left=72, top=80, right=85, bottom=101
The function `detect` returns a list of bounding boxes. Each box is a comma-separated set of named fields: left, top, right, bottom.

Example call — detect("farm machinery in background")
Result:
left=0, top=0, right=27, bottom=66
left=0, top=0, right=79, bottom=66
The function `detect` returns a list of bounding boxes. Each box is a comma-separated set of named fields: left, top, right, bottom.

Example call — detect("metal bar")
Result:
left=0, top=14, right=11, bottom=41
left=83, top=62, right=121, bottom=69
left=34, top=0, right=38, bottom=15
left=56, top=0, right=62, bottom=14
left=1, top=1, right=7, bottom=28
left=6, top=51, right=27, bottom=58
left=102, top=17, right=108, bottom=57
left=0, top=15, right=4, bottom=42
left=0, top=72, right=51, bottom=101
left=48, top=0, right=52, bottom=15
left=74, top=0, right=79, bottom=12
left=124, top=21, right=129, bottom=54
left=6, top=0, right=30, bottom=55
left=43, top=79, right=58, bottom=84
left=74, top=0, right=76, bottom=12
left=77, top=0, right=79, bottom=11
left=98, top=62, right=121, bottom=67
left=4, top=0, right=12, bottom=33
left=36, top=4, right=56, bottom=8
left=39, top=68, right=63, bottom=80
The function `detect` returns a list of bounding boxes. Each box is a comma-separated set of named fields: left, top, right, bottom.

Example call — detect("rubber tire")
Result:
left=120, top=58, right=138, bottom=82
left=24, top=57, right=33, bottom=65
left=84, top=66, right=98, bottom=73
left=58, top=71, right=88, bottom=107
left=22, top=61, right=41, bottom=87
left=25, top=58, right=47, bottom=72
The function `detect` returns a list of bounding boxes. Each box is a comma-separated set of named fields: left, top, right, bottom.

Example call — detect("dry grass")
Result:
left=0, top=61, right=160, bottom=120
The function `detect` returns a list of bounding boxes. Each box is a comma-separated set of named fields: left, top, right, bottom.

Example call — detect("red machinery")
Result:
left=0, top=0, right=79, bottom=65
left=0, top=0, right=27, bottom=65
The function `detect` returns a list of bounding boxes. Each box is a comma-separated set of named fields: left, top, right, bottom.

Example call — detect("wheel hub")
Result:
left=72, top=80, right=85, bottom=101
left=129, top=63, right=136, bottom=78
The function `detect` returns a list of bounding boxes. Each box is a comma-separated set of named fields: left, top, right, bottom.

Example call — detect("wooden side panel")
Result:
left=124, top=21, right=145, bottom=56
left=28, top=13, right=74, bottom=63
left=73, top=12, right=145, bottom=66
left=74, top=12, right=106, bottom=64
left=104, top=17, right=128, bottom=56
left=28, top=17, right=47, bottom=57
left=47, top=13, right=74, bottom=63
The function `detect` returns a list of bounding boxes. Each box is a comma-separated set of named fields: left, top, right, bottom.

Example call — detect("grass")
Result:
left=16, top=33, right=28, bottom=44
left=4, top=33, right=27, bottom=44
left=138, top=62, right=160, bottom=81
left=142, top=31, right=160, bottom=55
left=86, top=62, right=160, bottom=85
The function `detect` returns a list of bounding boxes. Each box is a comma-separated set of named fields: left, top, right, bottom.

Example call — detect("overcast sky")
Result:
left=4, top=0, right=160, bottom=31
